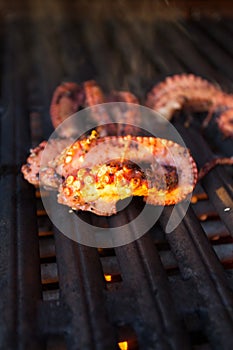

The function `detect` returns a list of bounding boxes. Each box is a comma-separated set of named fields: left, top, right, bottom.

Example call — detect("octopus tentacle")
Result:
left=146, top=74, right=233, bottom=138
left=21, top=139, right=70, bottom=187
left=198, top=157, right=233, bottom=181
left=107, top=90, right=141, bottom=135
left=146, top=74, right=221, bottom=113
left=50, top=80, right=110, bottom=136
left=82, top=80, right=106, bottom=107
left=55, top=135, right=198, bottom=214
left=50, top=82, right=83, bottom=129
left=22, top=134, right=198, bottom=215
left=21, top=141, right=48, bottom=186
left=50, top=80, right=112, bottom=139
left=216, top=108, right=233, bottom=138
left=108, top=91, right=139, bottom=105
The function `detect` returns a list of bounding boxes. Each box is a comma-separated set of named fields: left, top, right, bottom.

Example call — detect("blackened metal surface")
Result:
left=0, top=4, right=233, bottom=350
left=53, top=229, right=118, bottom=350
left=175, top=124, right=233, bottom=236
left=160, top=205, right=233, bottom=349
left=0, top=21, right=43, bottom=349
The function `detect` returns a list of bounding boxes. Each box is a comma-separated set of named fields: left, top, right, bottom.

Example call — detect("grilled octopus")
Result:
left=57, top=136, right=198, bottom=215
left=22, top=133, right=198, bottom=216
left=146, top=74, right=233, bottom=138
left=22, top=77, right=233, bottom=216
left=50, top=79, right=139, bottom=136
left=22, top=80, right=141, bottom=192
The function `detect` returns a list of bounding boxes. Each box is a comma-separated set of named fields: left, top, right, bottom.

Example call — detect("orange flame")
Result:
left=118, top=341, right=128, bottom=350
left=104, top=274, right=112, bottom=282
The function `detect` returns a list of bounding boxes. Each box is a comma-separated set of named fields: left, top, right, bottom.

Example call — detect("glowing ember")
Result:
left=104, top=274, right=112, bottom=282
left=118, top=341, right=128, bottom=350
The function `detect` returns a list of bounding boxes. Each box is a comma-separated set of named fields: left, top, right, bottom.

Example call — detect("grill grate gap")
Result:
left=37, top=191, right=60, bottom=301
left=117, top=325, right=139, bottom=350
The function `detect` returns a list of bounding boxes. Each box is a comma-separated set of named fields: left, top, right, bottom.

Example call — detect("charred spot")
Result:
left=55, top=94, right=63, bottom=104
left=64, top=90, right=73, bottom=98
left=163, top=165, right=179, bottom=190
left=106, top=159, right=140, bottom=170
left=107, top=173, right=115, bottom=183
left=124, top=160, right=141, bottom=171
left=25, top=165, right=31, bottom=173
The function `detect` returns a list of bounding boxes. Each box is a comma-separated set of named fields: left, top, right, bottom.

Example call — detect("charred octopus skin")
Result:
left=146, top=74, right=233, bottom=138
left=50, top=82, right=83, bottom=129
left=49, top=80, right=141, bottom=137
left=21, top=80, right=145, bottom=191
left=50, top=80, right=110, bottom=137
left=56, top=136, right=197, bottom=215
left=107, top=90, right=141, bottom=135
left=50, top=80, right=110, bottom=129
left=21, top=139, right=72, bottom=189
left=22, top=133, right=198, bottom=216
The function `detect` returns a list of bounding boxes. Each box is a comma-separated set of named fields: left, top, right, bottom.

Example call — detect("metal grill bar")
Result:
left=0, top=21, right=43, bottom=349
left=109, top=208, right=189, bottom=349
left=175, top=124, right=233, bottom=236
left=53, top=229, right=118, bottom=350
left=160, top=206, right=233, bottom=349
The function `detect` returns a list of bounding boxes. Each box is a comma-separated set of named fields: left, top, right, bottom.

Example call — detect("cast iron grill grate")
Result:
left=0, top=8, right=233, bottom=350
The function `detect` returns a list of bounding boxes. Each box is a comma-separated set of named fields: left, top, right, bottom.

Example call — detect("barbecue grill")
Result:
left=0, top=1, right=233, bottom=349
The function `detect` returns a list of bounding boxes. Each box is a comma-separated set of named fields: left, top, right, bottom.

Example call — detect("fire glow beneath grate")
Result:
left=118, top=341, right=128, bottom=350
left=104, top=274, right=112, bottom=282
